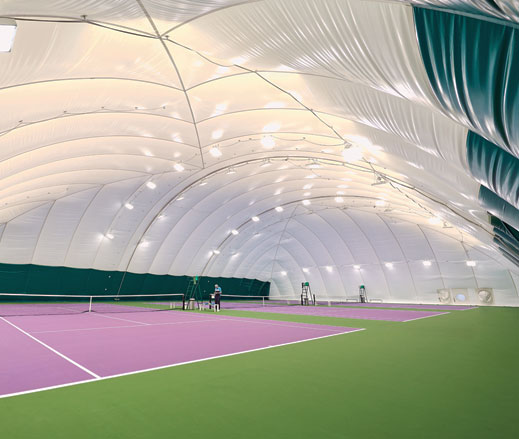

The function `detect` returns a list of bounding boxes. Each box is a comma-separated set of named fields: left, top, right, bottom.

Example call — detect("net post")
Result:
left=262, top=296, right=265, bottom=307
left=88, top=296, right=93, bottom=313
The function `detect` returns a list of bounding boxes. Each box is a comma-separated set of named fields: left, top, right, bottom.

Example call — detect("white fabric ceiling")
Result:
left=0, top=0, right=517, bottom=304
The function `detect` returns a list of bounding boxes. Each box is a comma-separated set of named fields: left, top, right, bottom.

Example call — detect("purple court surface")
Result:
left=0, top=310, right=360, bottom=399
left=317, top=302, right=476, bottom=311
left=221, top=303, right=449, bottom=321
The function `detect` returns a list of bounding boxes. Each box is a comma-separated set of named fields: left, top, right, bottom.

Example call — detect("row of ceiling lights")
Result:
left=278, top=260, right=477, bottom=274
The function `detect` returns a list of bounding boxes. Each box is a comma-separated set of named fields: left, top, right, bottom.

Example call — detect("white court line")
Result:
left=0, top=317, right=100, bottom=379
left=32, top=316, right=350, bottom=335
left=403, top=312, right=450, bottom=322
left=31, top=318, right=227, bottom=334
left=0, top=328, right=364, bottom=400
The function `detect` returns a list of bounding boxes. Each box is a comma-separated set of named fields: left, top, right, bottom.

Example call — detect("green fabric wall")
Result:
left=414, top=7, right=519, bottom=157
left=466, top=131, right=519, bottom=210
left=0, top=263, right=270, bottom=299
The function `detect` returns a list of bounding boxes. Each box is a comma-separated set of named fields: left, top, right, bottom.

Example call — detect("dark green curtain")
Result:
left=466, top=131, right=519, bottom=210
left=414, top=7, right=519, bottom=158
left=0, top=263, right=270, bottom=298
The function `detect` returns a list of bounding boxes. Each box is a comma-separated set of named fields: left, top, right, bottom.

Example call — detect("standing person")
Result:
left=214, top=284, right=222, bottom=311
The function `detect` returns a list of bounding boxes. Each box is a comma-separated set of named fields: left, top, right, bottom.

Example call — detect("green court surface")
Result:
left=1, top=307, right=518, bottom=439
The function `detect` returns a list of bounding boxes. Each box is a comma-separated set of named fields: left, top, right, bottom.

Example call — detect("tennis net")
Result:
left=219, top=294, right=301, bottom=309
left=0, top=293, right=185, bottom=317
left=314, top=296, right=360, bottom=306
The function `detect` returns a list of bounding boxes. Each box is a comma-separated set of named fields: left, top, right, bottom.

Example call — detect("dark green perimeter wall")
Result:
left=0, top=263, right=270, bottom=299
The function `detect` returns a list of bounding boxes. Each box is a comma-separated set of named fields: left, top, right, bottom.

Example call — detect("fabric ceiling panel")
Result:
left=0, top=113, right=197, bottom=161
left=467, top=130, right=519, bottom=209
left=407, top=260, right=445, bottom=301
left=197, top=109, right=334, bottom=147
left=0, top=0, right=152, bottom=30
left=173, top=0, right=437, bottom=105
left=382, top=220, right=435, bottom=262
left=490, top=215, right=519, bottom=245
left=189, top=73, right=301, bottom=122
left=0, top=79, right=190, bottom=137
left=0, top=137, right=197, bottom=178
left=64, top=177, right=147, bottom=268
left=479, top=185, right=519, bottom=230
left=1, top=22, right=180, bottom=89
left=494, top=236, right=519, bottom=262
left=0, top=204, right=52, bottom=264
left=494, top=237, right=519, bottom=266
left=414, top=7, right=519, bottom=157
left=168, top=43, right=245, bottom=90
left=401, top=0, right=519, bottom=24
left=31, top=188, right=100, bottom=266
left=494, top=229, right=519, bottom=255
left=140, top=0, right=251, bottom=32
left=264, top=72, right=470, bottom=168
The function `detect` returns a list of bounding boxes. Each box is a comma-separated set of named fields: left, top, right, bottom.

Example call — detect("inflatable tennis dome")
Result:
left=0, top=1, right=518, bottom=305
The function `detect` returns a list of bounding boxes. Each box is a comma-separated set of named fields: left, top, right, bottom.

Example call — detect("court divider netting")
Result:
left=0, top=292, right=185, bottom=317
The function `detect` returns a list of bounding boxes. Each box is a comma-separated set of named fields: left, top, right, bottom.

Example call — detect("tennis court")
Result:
left=315, top=302, right=476, bottom=311
left=220, top=300, right=449, bottom=321
left=0, top=303, right=361, bottom=398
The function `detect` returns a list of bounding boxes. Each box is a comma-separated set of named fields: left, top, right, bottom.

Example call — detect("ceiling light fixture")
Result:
left=212, top=129, right=223, bottom=140
left=106, top=233, right=114, bottom=240
left=261, top=135, right=276, bottom=148
left=0, top=19, right=17, bottom=52
left=306, top=160, right=321, bottom=169
left=302, top=199, right=311, bottom=206
left=341, top=145, right=363, bottom=162
left=146, top=181, right=156, bottom=189
left=423, top=260, right=432, bottom=267
left=209, top=146, right=222, bottom=157
left=335, top=197, right=344, bottom=203
left=231, top=229, right=239, bottom=235
left=251, top=216, right=260, bottom=222
left=173, top=163, right=184, bottom=172
left=275, top=206, right=284, bottom=212
left=125, top=203, right=134, bottom=210
left=428, top=216, right=442, bottom=225
left=466, top=260, right=476, bottom=267
left=385, top=262, right=393, bottom=269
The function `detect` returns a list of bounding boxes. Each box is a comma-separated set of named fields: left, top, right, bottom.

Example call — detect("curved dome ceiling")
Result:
left=1, top=0, right=518, bottom=304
